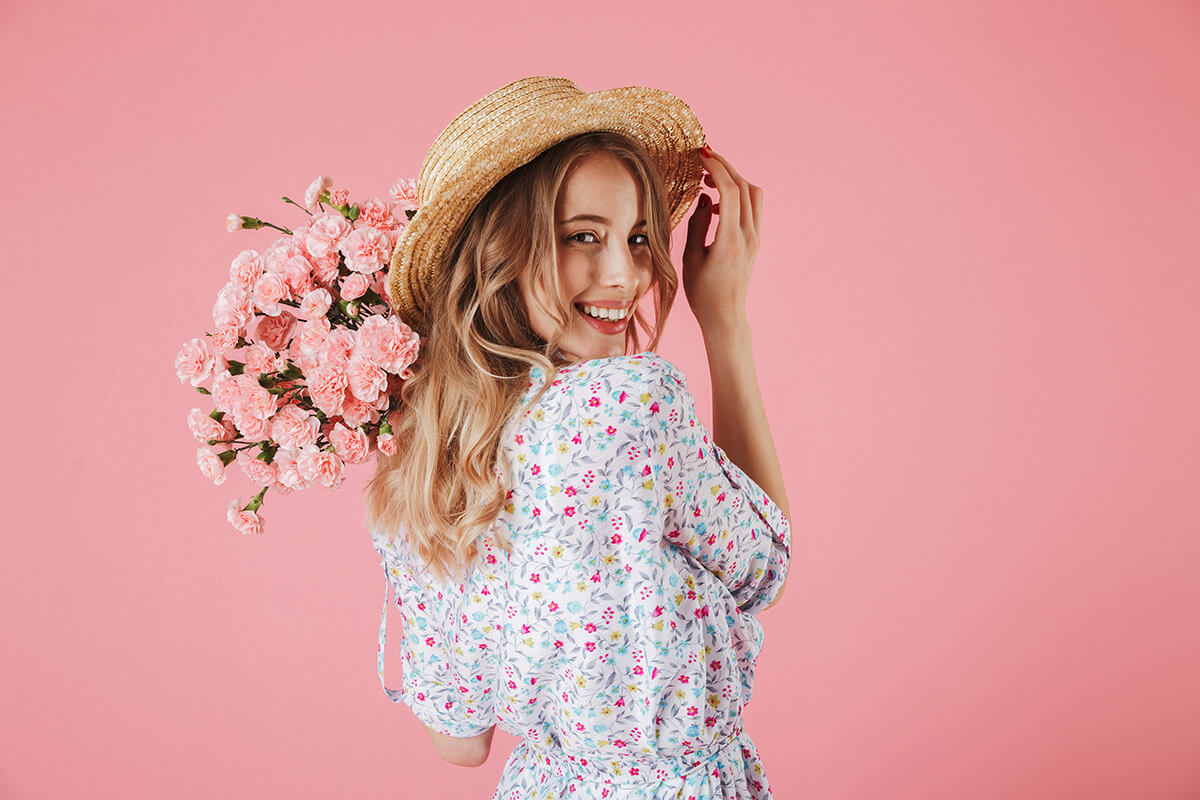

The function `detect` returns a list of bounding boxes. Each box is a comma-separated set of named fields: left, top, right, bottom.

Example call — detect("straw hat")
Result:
left=387, top=76, right=707, bottom=336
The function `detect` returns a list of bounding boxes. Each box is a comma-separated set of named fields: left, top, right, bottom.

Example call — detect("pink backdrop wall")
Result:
left=3, top=0, right=1197, bottom=797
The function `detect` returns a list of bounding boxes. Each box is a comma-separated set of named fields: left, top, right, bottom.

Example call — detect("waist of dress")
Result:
left=518, top=724, right=749, bottom=787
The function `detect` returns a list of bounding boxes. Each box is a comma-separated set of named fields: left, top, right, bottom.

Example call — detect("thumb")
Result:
left=683, top=193, right=712, bottom=265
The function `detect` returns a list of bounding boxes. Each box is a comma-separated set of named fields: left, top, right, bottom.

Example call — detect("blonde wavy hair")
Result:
left=364, top=130, right=680, bottom=585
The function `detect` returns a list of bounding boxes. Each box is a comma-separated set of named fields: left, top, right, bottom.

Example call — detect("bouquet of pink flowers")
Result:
left=175, top=176, right=422, bottom=535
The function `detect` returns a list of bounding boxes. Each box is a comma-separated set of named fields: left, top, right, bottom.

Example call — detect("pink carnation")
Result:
left=213, top=282, right=254, bottom=332
left=188, top=408, right=227, bottom=443
left=175, top=337, right=216, bottom=387
left=298, top=288, right=332, bottom=321
left=377, top=433, right=397, bottom=456
left=252, top=310, right=296, bottom=351
left=211, top=325, right=240, bottom=354
left=329, top=422, right=370, bottom=464
left=197, top=446, right=228, bottom=485
left=211, top=370, right=239, bottom=414
left=389, top=177, right=418, bottom=210
left=226, top=499, right=264, bottom=535
left=232, top=410, right=270, bottom=440
left=236, top=450, right=279, bottom=486
left=355, top=315, right=421, bottom=376
left=243, top=341, right=279, bottom=375
left=338, top=226, right=391, bottom=274
left=304, top=212, right=352, bottom=258
left=298, top=316, right=332, bottom=356
left=269, top=404, right=320, bottom=450
left=340, top=395, right=378, bottom=429
left=356, top=198, right=400, bottom=230
left=229, top=250, right=264, bottom=292
left=253, top=272, right=290, bottom=317
left=304, top=176, right=333, bottom=212
left=347, top=350, right=388, bottom=404
left=329, top=187, right=350, bottom=207
left=339, top=271, right=369, bottom=300
left=226, top=213, right=244, bottom=232
left=307, top=364, right=348, bottom=416
left=297, top=444, right=345, bottom=489
left=318, top=328, right=356, bottom=369
left=309, top=248, right=341, bottom=286
left=273, top=448, right=313, bottom=491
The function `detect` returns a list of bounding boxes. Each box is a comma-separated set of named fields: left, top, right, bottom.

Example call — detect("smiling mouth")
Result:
left=574, top=303, right=631, bottom=332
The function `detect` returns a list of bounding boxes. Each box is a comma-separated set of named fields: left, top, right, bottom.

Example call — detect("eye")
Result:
left=568, top=232, right=598, bottom=244
left=631, top=234, right=650, bottom=246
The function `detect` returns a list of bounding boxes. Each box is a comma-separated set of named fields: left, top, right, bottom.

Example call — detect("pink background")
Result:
left=3, top=0, right=1198, bottom=797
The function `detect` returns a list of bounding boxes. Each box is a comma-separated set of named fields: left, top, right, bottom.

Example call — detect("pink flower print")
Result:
left=547, top=601, right=558, bottom=612
left=610, top=532, right=622, bottom=544
left=612, top=739, right=626, bottom=748
left=424, top=636, right=436, bottom=647
left=705, top=717, right=717, bottom=728
left=649, top=401, right=660, bottom=414
left=632, top=665, right=643, bottom=675
left=530, top=573, right=540, bottom=583
left=590, top=571, right=600, bottom=583
left=686, top=705, right=698, bottom=715
left=606, top=425, right=616, bottom=435
left=588, top=396, right=600, bottom=407
left=514, top=434, right=524, bottom=444
left=584, top=622, right=596, bottom=633
left=629, top=767, right=639, bottom=776
left=521, top=624, right=530, bottom=634
left=532, top=507, right=541, bottom=517
left=572, top=432, right=582, bottom=444
left=530, top=464, right=541, bottom=476
left=584, top=641, right=596, bottom=652
left=565, top=486, right=576, bottom=496
left=709, top=660, right=722, bottom=671
left=652, top=605, right=663, bottom=617
left=564, top=507, right=575, bottom=517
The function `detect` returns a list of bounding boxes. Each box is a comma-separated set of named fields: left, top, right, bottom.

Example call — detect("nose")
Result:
left=596, top=239, right=640, bottom=291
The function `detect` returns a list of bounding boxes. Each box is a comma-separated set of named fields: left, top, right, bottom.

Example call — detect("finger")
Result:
left=706, top=149, right=754, bottom=239
left=699, top=149, right=740, bottom=248
left=683, top=191, right=713, bottom=263
left=749, top=184, right=762, bottom=243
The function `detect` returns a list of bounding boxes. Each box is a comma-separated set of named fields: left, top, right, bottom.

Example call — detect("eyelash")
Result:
left=569, top=232, right=650, bottom=246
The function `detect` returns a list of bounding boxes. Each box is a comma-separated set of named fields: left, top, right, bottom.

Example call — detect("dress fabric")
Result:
left=371, top=350, right=793, bottom=799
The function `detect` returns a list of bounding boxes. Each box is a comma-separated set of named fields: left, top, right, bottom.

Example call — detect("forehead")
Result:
left=556, top=151, right=644, bottom=217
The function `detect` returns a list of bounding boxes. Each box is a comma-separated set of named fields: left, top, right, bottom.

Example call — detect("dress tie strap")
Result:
left=377, top=558, right=404, bottom=702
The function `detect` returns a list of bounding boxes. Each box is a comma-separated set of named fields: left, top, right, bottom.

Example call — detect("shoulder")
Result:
left=550, top=350, right=688, bottom=394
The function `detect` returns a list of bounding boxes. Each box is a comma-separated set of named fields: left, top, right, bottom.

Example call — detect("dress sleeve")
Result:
left=372, top=529, right=497, bottom=738
left=641, top=356, right=793, bottom=615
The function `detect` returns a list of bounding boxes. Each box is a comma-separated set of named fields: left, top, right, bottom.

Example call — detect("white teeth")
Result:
left=580, top=304, right=629, bottom=321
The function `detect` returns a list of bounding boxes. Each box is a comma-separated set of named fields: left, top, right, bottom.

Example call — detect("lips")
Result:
left=574, top=303, right=629, bottom=333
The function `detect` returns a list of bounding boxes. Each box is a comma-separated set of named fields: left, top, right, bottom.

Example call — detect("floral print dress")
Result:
left=371, top=350, right=792, bottom=799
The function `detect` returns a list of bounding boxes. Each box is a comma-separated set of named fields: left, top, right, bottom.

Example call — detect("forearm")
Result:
left=699, top=317, right=791, bottom=525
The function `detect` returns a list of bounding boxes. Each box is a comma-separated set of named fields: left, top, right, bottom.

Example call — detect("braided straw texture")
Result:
left=387, top=76, right=707, bottom=336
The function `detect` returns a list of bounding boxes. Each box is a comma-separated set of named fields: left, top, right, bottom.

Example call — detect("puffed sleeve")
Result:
left=371, top=529, right=497, bottom=737
left=640, top=355, right=793, bottom=615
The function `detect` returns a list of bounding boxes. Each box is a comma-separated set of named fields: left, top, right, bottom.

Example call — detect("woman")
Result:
left=365, top=77, right=793, bottom=799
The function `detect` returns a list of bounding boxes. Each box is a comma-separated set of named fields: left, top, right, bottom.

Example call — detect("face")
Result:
left=520, top=151, right=654, bottom=363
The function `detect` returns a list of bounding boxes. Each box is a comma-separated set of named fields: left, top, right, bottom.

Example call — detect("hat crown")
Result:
left=419, top=77, right=586, bottom=205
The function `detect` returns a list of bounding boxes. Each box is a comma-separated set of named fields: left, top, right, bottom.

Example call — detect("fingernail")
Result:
left=700, top=145, right=712, bottom=157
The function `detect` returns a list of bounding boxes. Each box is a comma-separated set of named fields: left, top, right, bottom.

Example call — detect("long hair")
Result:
left=364, top=130, right=680, bottom=585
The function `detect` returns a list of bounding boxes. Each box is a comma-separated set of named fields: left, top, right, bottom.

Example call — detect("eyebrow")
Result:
left=557, top=214, right=647, bottom=226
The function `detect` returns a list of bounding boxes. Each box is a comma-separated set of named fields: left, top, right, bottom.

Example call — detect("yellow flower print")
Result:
left=708, top=693, right=721, bottom=708
left=551, top=545, right=564, bottom=558
left=533, top=409, right=544, bottom=420
left=575, top=675, right=588, bottom=688
left=531, top=591, right=542, bottom=601
left=590, top=496, right=601, bottom=507
left=639, top=391, right=651, bottom=404
left=558, top=442, right=569, bottom=453
left=664, top=494, right=674, bottom=508
left=642, top=478, right=654, bottom=490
